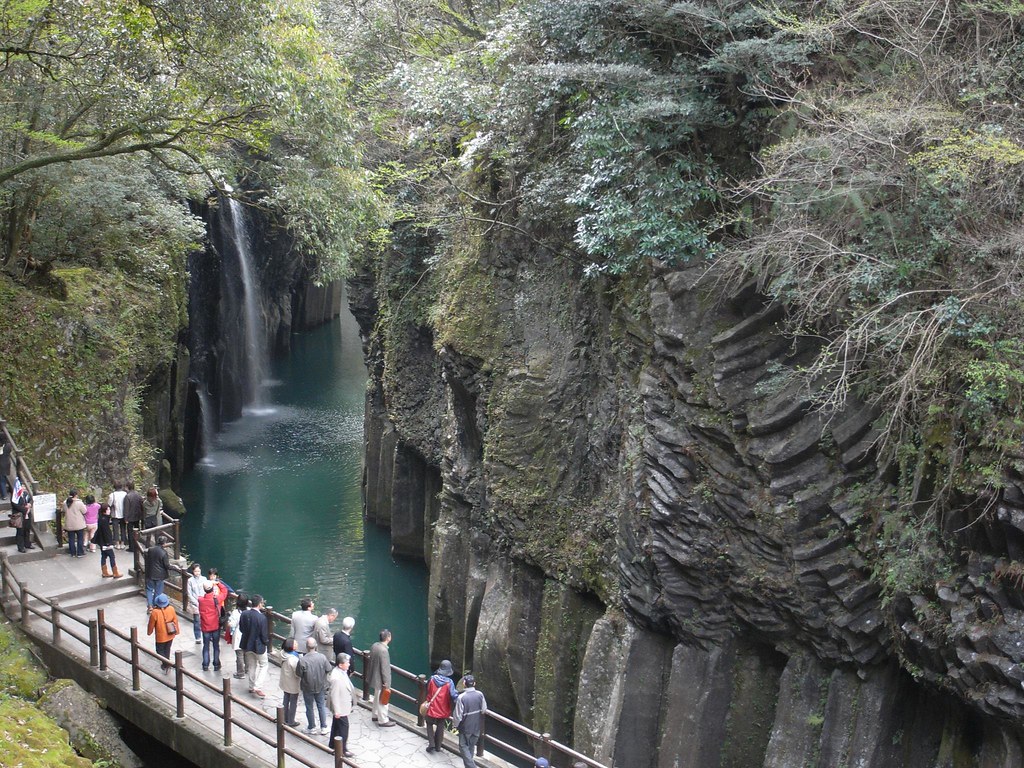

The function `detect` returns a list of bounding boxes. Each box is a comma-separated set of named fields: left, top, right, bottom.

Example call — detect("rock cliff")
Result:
left=352, top=237, right=1024, bottom=766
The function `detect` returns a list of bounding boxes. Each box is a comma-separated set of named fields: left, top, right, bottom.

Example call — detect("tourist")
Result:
left=199, top=580, right=223, bottom=672
left=64, top=489, right=87, bottom=558
left=142, top=486, right=162, bottom=529
left=289, top=597, right=317, bottom=650
left=107, top=481, right=127, bottom=549
left=279, top=637, right=302, bottom=727
left=424, top=660, right=459, bottom=753
left=366, top=629, right=395, bottom=727
left=328, top=653, right=356, bottom=757
left=147, top=593, right=178, bottom=674
left=239, top=593, right=269, bottom=697
left=185, top=562, right=204, bottom=645
left=83, top=494, right=99, bottom=552
left=313, top=607, right=337, bottom=662
left=207, top=567, right=232, bottom=607
left=452, top=674, right=487, bottom=768
left=95, top=503, right=122, bottom=577
left=122, top=481, right=144, bottom=549
left=10, top=480, right=32, bottom=553
left=143, top=535, right=170, bottom=613
left=297, top=636, right=331, bottom=735
left=332, top=616, right=355, bottom=673
left=227, top=593, right=248, bottom=680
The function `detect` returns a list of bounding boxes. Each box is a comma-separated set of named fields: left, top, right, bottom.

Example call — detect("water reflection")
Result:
left=181, top=307, right=429, bottom=674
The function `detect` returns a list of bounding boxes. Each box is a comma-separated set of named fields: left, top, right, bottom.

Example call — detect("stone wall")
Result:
left=348, top=235, right=1024, bottom=766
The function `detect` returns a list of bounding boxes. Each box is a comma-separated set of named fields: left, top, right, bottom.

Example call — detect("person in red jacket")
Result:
left=198, top=580, right=223, bottom=672
left=424, top=660, right=459, bottom=753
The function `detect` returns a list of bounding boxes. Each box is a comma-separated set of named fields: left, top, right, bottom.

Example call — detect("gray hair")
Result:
left=336, top=653, right=350, bottom=665
left=341, top=616, right=355, bottom=632
left=306, top=637, right=317, bottom=651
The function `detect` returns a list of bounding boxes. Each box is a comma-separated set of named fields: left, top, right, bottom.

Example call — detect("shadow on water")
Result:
left=180, top=308, right=429, bottom=675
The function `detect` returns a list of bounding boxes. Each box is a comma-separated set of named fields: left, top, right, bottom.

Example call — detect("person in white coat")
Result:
left=328, top=653, right=356, bottom=757
left=279, top=637, right=303, bottom=727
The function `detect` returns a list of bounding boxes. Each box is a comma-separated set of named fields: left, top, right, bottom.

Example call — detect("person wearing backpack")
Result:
left=147, top=593, right=178, bottom=673
left=424, top=660, right=459, bottom=753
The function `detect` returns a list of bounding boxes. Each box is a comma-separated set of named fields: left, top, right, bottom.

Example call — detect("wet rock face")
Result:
left=350, top=247, right=1024, bottom=765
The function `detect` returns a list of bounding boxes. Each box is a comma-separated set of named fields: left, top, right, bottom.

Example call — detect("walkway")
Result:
left=0, top=545, right=495, bottom=768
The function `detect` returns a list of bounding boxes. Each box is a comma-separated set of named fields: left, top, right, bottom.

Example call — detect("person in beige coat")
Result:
left=328, top=653, right=356, bottom=757
left=279, top=637, right=302, bottom=727
left=64, top=489, right=88, bottom=557
left=314, top=608, right=338, bottom=661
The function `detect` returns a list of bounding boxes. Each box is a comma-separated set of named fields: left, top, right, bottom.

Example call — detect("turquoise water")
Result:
left=179, top=309, right=430, bottom=677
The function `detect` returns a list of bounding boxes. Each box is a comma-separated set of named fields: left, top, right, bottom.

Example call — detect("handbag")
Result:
left=419, top=681, right=445, bottom=717
left=164, top=611, right=179, bottom=636
left=380, top=687, right=391, bottom=705
left=10, top=511, right=23, bottom=529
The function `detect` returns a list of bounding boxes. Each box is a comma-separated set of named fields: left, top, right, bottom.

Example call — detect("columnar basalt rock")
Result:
left=348, top=240, right=1024, bottom=766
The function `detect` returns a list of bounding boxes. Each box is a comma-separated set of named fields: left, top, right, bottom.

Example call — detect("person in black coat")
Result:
left=95, top=503, right=122, bottom=578
left=10, top=483, right=32, bottom=552
left=332, top=616, right=356, bottom=675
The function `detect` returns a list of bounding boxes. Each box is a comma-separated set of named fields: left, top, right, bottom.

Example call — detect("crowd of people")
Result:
left=2, top=461, right=542, bottom=767
left=138, top=553, right=492, bottom=764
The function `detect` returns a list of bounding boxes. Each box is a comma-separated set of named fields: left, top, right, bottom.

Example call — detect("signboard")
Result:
left=32, top=493, right=57, bottom=522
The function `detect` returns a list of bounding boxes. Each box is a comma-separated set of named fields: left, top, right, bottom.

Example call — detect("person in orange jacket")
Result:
left=147, top=593, right=178, bottom=673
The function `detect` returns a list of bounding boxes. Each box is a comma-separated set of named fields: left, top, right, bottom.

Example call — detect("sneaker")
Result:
left=202, top=666, right=209, bottom=672
left=320, top=726, right=330, bottom=736
left=305, top=727, right=318, bottom=735
left=286, top=721, right=301, bottom=728
left=195, top=638, right=202, bottom=645
left=379, top=721, right=396, bottom=728
left=233, top=673, right=246, bottom=679
left=213, top=665, right=221, bottom=671
left=344, top=751, right=354, bottom=758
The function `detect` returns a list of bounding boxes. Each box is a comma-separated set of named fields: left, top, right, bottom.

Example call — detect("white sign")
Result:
left=33, top=493, right=57, bottom=522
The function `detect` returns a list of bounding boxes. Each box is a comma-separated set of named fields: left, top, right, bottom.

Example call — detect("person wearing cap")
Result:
left=535, top=759, right=550, bottom=768
left=328, top=653, right=356, bottom=757
left=198, top=580, right=223, bottom=672
left=147, top=593, right=178, bottom=673
left=424, top=660, right=459, bottom=753
left=452, top=674, right=487, bottom=768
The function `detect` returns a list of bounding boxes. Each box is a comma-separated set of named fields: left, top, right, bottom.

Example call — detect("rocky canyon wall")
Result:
left=351, top=235, right=1024, bottom=766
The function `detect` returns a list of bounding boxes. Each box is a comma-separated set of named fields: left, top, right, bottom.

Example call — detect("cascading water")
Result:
left=195, top=389, right=217, bottom=463
left=225, top=196, right=269, bottom=412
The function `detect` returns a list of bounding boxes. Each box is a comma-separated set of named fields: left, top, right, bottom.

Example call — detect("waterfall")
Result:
left=225, top=197, right=269, bottom=411
left=196, top=389, right=217, bottom=464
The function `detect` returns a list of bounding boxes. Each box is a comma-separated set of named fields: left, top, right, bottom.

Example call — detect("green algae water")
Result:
left=179, top=307, right=430, bottom=676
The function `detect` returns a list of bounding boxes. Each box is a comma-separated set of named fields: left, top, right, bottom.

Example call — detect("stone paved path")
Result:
left=2, top=546, right=502, bottom=768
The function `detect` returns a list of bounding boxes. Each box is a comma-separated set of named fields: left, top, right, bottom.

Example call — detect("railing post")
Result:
left=276, top=706, right=286, bottom=768
left=223, top=677, right=233, bottom=746
left=51, top=598, right=60, bottom=644
left=173, top=519, right=181, bottom=560
left=361, top=649, right=370, bottom=701
left=134, top=543, right=143, bottom=587
left=175, top=651, right=185, bottom=717
left=416, top=674, right=427, bottom=726
left=89, top=619, right=99, bottom=667
left=265, top=605, right=274, bottom=642
left=334, top=735, right=345, bottom=768
left=0, top=553, right=9, bottom=606
left=56, top=505, right=64, bottom=546
left=98, top=610, right=108, bottom=670
left=477, top=716, right=486, bottom=758
left=19, top=581, right=28, bottom=623
left=130, top=627, right=141, bottom=691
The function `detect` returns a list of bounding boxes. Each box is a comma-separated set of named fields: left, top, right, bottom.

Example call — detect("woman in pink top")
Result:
left=84, top=494, right=100, bottom=552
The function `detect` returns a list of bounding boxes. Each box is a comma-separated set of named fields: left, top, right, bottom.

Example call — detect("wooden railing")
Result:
left=0, top=418, right=39, bottom=495
left=5, top=548, right=611, bottom=768
left=0, top=554, right=355, bottom=768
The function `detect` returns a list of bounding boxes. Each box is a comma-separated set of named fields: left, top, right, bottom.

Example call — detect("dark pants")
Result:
left=156, top=640, right=172, bottom=670
left=100, top=549, right=116, bottom=569
left=303, top=690, right=327, bottom=729
left=283, top=691, right=299, bottom=725
left=459, top=731, right=479, bottom=768
left=115, top=518, right=128, bottom=545
left=426, top=715, right=447, bottom=750
left=67, top=529, right=85, bottom=556
left=202, top=630, right=221, bottom=669
left=14, top=522, right=30, bottom=551
left=328, top=715, right=349, bottom=749
left=0, top=473, right=9, bottom=499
